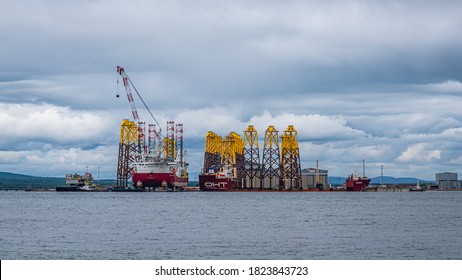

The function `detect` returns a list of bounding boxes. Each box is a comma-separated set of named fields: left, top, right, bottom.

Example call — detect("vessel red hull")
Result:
left=132, top=173, right=188, bottom=188
left=345, top=177, right=371, bottom=191
left=199, top=174, right=234, bottom=191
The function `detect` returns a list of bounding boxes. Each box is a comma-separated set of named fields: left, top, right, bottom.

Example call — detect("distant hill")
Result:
left=329, top=176, right=435, bottom=186
left=0, top=172, right=38, bottom=179
left=0, top=172, right=64, bottom=189
left=0, top=172, right=116, bottom=190
left=370, top=176, right=435, bottom=185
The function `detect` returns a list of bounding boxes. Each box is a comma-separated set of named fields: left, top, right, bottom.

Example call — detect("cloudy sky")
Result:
left=1, top=0, right=462, bottom=180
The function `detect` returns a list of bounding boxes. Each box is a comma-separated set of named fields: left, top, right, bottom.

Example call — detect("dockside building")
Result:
left=436, top=172, right=461, bottom=189
left=301, top=168, right=328, bottom=189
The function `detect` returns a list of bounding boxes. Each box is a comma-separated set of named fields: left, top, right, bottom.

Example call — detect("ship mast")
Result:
left=362, top=159, right=366, bottom=178
left=315, top=160, right=319, bottom=187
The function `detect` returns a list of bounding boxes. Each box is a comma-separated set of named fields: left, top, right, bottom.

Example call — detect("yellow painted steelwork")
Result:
left=261, top=125, right=281, bottom=187
left=162, top=137, right=177, bottom=159
left=117, top=119, right=138, bottom=189
left=203, top=131, right=222, bottom=173
left=243, top=125, right=261, bottom=188
left=280, top=125, right=301, bottom=188
left=243, top=125, right=258, bottom=148
left=203, top=131, right=244, bottom=179
left=120, top=119, right=138, bottom=144
left=281, top=125, right=299, bottom=154
left=221, top=134, right=235, bottom=165
left=205, top=131, right=222, bottom=154
left=263, top=125, right=279, bottom=149
left=227, top=132, right=244, bottom=156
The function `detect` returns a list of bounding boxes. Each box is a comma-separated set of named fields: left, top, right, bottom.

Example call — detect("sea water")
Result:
left=0, top=191, right=460, bottom=259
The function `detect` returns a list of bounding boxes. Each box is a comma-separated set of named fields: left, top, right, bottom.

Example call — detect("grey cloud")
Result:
left=1, top=1, right=462, bottom=179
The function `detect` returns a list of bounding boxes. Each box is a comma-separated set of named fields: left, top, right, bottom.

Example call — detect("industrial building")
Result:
left=436, top=172, right=461, bottom=189
left=301, top=168, right=328, bottom=190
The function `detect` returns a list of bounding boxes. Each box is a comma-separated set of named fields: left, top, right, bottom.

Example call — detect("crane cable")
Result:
left=121, top=70, right=167, bottom=152
left=125, top=73, right=162, bottom=130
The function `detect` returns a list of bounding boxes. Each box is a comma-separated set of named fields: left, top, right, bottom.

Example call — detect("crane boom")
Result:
left=117, top=66, right=163, bottom=130
left=116, top=66, right=165, bottom=155
left=117, top=66, right=140, bottom=124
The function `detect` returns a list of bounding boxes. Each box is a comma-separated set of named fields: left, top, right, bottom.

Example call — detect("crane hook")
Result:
left=116, top=77, right=119, bottom=98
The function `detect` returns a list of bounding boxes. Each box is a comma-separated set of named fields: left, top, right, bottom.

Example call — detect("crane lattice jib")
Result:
left=117, top=66, right=140, bottom=124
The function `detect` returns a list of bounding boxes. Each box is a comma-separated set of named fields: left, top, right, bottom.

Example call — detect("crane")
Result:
left=116, top=66, right=165, bottom=156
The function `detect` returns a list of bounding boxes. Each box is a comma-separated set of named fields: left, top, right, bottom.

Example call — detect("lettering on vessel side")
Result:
left=204, top=182, right=227, bottom=188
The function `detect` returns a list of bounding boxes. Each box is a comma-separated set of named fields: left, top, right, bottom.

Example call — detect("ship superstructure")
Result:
left=56, top=173, right=95, bottom=191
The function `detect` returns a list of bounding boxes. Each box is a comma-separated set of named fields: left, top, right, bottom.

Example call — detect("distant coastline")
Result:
left=0, top=171, right=115, bottom=190
left=1, top=171, right=436, bottom=190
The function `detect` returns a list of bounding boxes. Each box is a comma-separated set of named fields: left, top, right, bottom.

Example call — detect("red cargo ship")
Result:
left=345, top=173, right=371, bottom=191
left=199, top=166, right=234, bottom=191
left=198, top=174, right=234, bottom=191
left=345, top=160, right=371, bottom=191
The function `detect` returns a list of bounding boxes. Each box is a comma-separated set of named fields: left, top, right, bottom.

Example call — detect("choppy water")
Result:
left=0, top=191, right=460, bottom=259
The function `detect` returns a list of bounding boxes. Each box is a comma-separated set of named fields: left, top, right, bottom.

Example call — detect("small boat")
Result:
left=409, top=180, right=425, bottom=192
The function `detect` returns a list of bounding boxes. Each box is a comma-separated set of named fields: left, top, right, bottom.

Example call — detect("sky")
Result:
left=1, top=0, right=462, bottom=180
